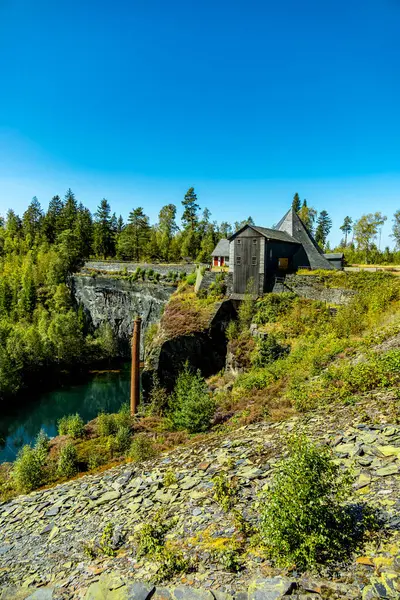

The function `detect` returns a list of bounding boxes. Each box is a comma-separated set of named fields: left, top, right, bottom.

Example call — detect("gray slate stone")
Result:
left=127, top=582, right=156, bottom=600
left=248, top=577, right=295, bottom=600
left=26, top=589, right=54, bottom=600
left=171, top=586, right=214, bottom=600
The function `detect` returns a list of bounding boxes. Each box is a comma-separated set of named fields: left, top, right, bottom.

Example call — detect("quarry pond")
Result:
left=0, top=364, right=130, bottom=463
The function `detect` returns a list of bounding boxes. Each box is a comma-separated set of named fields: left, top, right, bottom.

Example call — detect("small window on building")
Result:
left=269, top=249, right=273, bottom=258
left=252, top=256, right=257, bottom=266
left=253, top=239, right=257, bottom=245
left=225, top=256, right=229, bottom=261
left=237, top=239, right=241, bottom=245
left=236, top=256, right=241, bottom=265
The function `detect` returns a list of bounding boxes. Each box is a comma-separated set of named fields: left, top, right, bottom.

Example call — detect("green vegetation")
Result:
left=58, top=413, right=85, bottom=438
left=57, top=441, right=78, bottom=478
left=259, top=436, right=375, bottom=570
left=169, top=364, right=216, bottom=433
left=13, top=445, right=45, bottom=492
left=129, top=434, right=158, bottom=462
left=212, top=473, right=238, bottom=512
left=227, top=271, right=400, bottom=419
left=136, top=511, right=172, bottom=559
left=135, top=511, right=190, bottom=582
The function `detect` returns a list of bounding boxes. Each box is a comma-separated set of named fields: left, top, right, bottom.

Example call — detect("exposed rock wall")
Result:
left=83, top=261, right=197, bottom=275
left=70, top=276, right=175, bottom=356
left=272, top=274, right=356, bottom=305
left=142, top=300, right=236, bottom=394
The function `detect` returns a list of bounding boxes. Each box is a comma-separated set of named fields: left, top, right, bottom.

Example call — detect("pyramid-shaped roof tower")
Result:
left=275, top=207, right=334, bottom=270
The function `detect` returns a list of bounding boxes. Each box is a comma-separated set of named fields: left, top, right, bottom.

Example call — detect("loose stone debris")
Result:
left=1, top=395, right=399, bottom=599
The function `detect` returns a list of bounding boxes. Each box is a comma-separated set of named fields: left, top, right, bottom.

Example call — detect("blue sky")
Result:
left=0, top=0, right=399, bottom=247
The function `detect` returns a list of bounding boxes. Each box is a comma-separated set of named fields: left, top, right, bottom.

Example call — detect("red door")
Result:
left=213, top=257, right=218, bottom=266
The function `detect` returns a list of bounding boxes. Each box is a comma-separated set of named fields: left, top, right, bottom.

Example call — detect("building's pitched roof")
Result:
left=211, top=238, right=230, bottom=256
left=274, top=208, right=334, bottom=270
left=228, top=225, right=300, bottom=244
left=324, top=253, right=344, bottom=260
left=251, top=226, right=301, bottom=244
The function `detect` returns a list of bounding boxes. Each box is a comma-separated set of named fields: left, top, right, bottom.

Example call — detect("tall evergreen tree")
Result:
left=298, top=200, right=317, bottom=234
left=43, top=195, right=64, bottom=243
left=292, top=193, right=301, bottom=212
left=74, top=204, right=93, bottom=258
left=315, top=210, right=332, bottom=248
left=93, top=199, right=114, bottom=258
left=182, top=187, right=199, bottom=230
left=60, top=189, right=78, bottom=231
left=158, top=204, right=178, bottom=261
left=5, top=209, right=22, bottom=237
left=22, top=197, right=43, bottom=241
left=340, top=216, right=353, bottom=246
left=116, top=207, right=150, bottom=261
left=116, top=215, right=124, bottom=234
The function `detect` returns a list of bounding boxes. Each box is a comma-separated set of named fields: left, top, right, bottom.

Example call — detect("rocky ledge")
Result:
left=1, top=393, right=399, bottom=600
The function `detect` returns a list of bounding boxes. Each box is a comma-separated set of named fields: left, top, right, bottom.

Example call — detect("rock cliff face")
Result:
left=70, top=276, right=175, bottom=356
left=272, top=274, right=355, bottom=305
left=142, top=300, right=236, bottom=395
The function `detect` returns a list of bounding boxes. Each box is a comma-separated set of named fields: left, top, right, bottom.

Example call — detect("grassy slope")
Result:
left=2, top=271, right=400, bottom=501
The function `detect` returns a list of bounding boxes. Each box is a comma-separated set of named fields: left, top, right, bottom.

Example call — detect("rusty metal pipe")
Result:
left=130, top=317, right=141, bottom=415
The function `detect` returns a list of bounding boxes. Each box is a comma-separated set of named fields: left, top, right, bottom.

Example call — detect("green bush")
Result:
left=129, top=434, right=157, bottom=462
left=226, top=320, right=239, bottom=341
left=169, top=365, right=216, bottom=433
left=57, top=441, right=78, bottom=478
left=136, top=511, right=171, bottom=558
left=155, top=547, right=190, bottom=582
left=114, top=425, right=131, bottom=452
left=147, top=377, right=169, bottom=416
left=35, top=428, right=50, bottom=463
left=253, top=292, right=297, bottom=324
left=97, top=412, right=117, bottom=437
left=58, top=413, right=85, bottom=439
left=259, top=436, right=363, bottom=570
left=252, top=334, right=290, bottom=368
left=212, top=472, right=238, bottom=512
left=114, top=403, right=132, bottom=429
left=13, top=445, right=45, bottom=492
left=186, top=272, right=196, bottom=286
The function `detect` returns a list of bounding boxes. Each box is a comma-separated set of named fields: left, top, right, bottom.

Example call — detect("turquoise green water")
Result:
left=0, top=364, right=131, bottom=463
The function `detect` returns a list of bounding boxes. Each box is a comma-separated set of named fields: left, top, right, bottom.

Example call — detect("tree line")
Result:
left=291, top=193, right=400, bottom=264
left=0, top=187, right=246, bottom=265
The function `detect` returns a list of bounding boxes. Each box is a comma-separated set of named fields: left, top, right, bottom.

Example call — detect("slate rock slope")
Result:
left=1, top=393, right=399, bottom=599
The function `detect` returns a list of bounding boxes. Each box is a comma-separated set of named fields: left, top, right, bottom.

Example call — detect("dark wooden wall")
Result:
left=233, top=229, right=262, bottom=293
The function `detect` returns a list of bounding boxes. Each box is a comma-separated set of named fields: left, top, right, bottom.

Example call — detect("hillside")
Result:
left=1, top=271, right=400, bottom=599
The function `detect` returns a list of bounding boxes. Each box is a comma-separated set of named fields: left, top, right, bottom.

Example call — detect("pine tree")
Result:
left=116, top=207, right=150, bottom=261
left=340, top=216, right=353, bottom=247
left=74, top=204, right=93, bottom=258
left=158, top=204, right=178, bottom=261
left=5, top=210, right=22, bottom=237
left=315, top=210, right=332, bottom=248
left=60, top=189, right=78, bottom=231
left=292, top=193, right=301, bottom=212
left=93, top=199, right=114, bottom=258
left=116, top=215, right=124, bottom=234
left=182, top=187, right=199, bottom=230
left=43, top=195, right=64, bottom=243
left=298, top=200, right=317, bottom=234
left=22, top=197, right=43, bottom=241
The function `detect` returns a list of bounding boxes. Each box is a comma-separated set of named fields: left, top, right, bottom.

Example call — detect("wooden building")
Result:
left=211, top=238, right=230, bottom=267
left=225, top=207, right=335, bottom=295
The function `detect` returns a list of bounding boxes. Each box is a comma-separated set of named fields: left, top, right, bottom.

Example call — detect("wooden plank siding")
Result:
left=233, top=229, right=262, bottom=294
